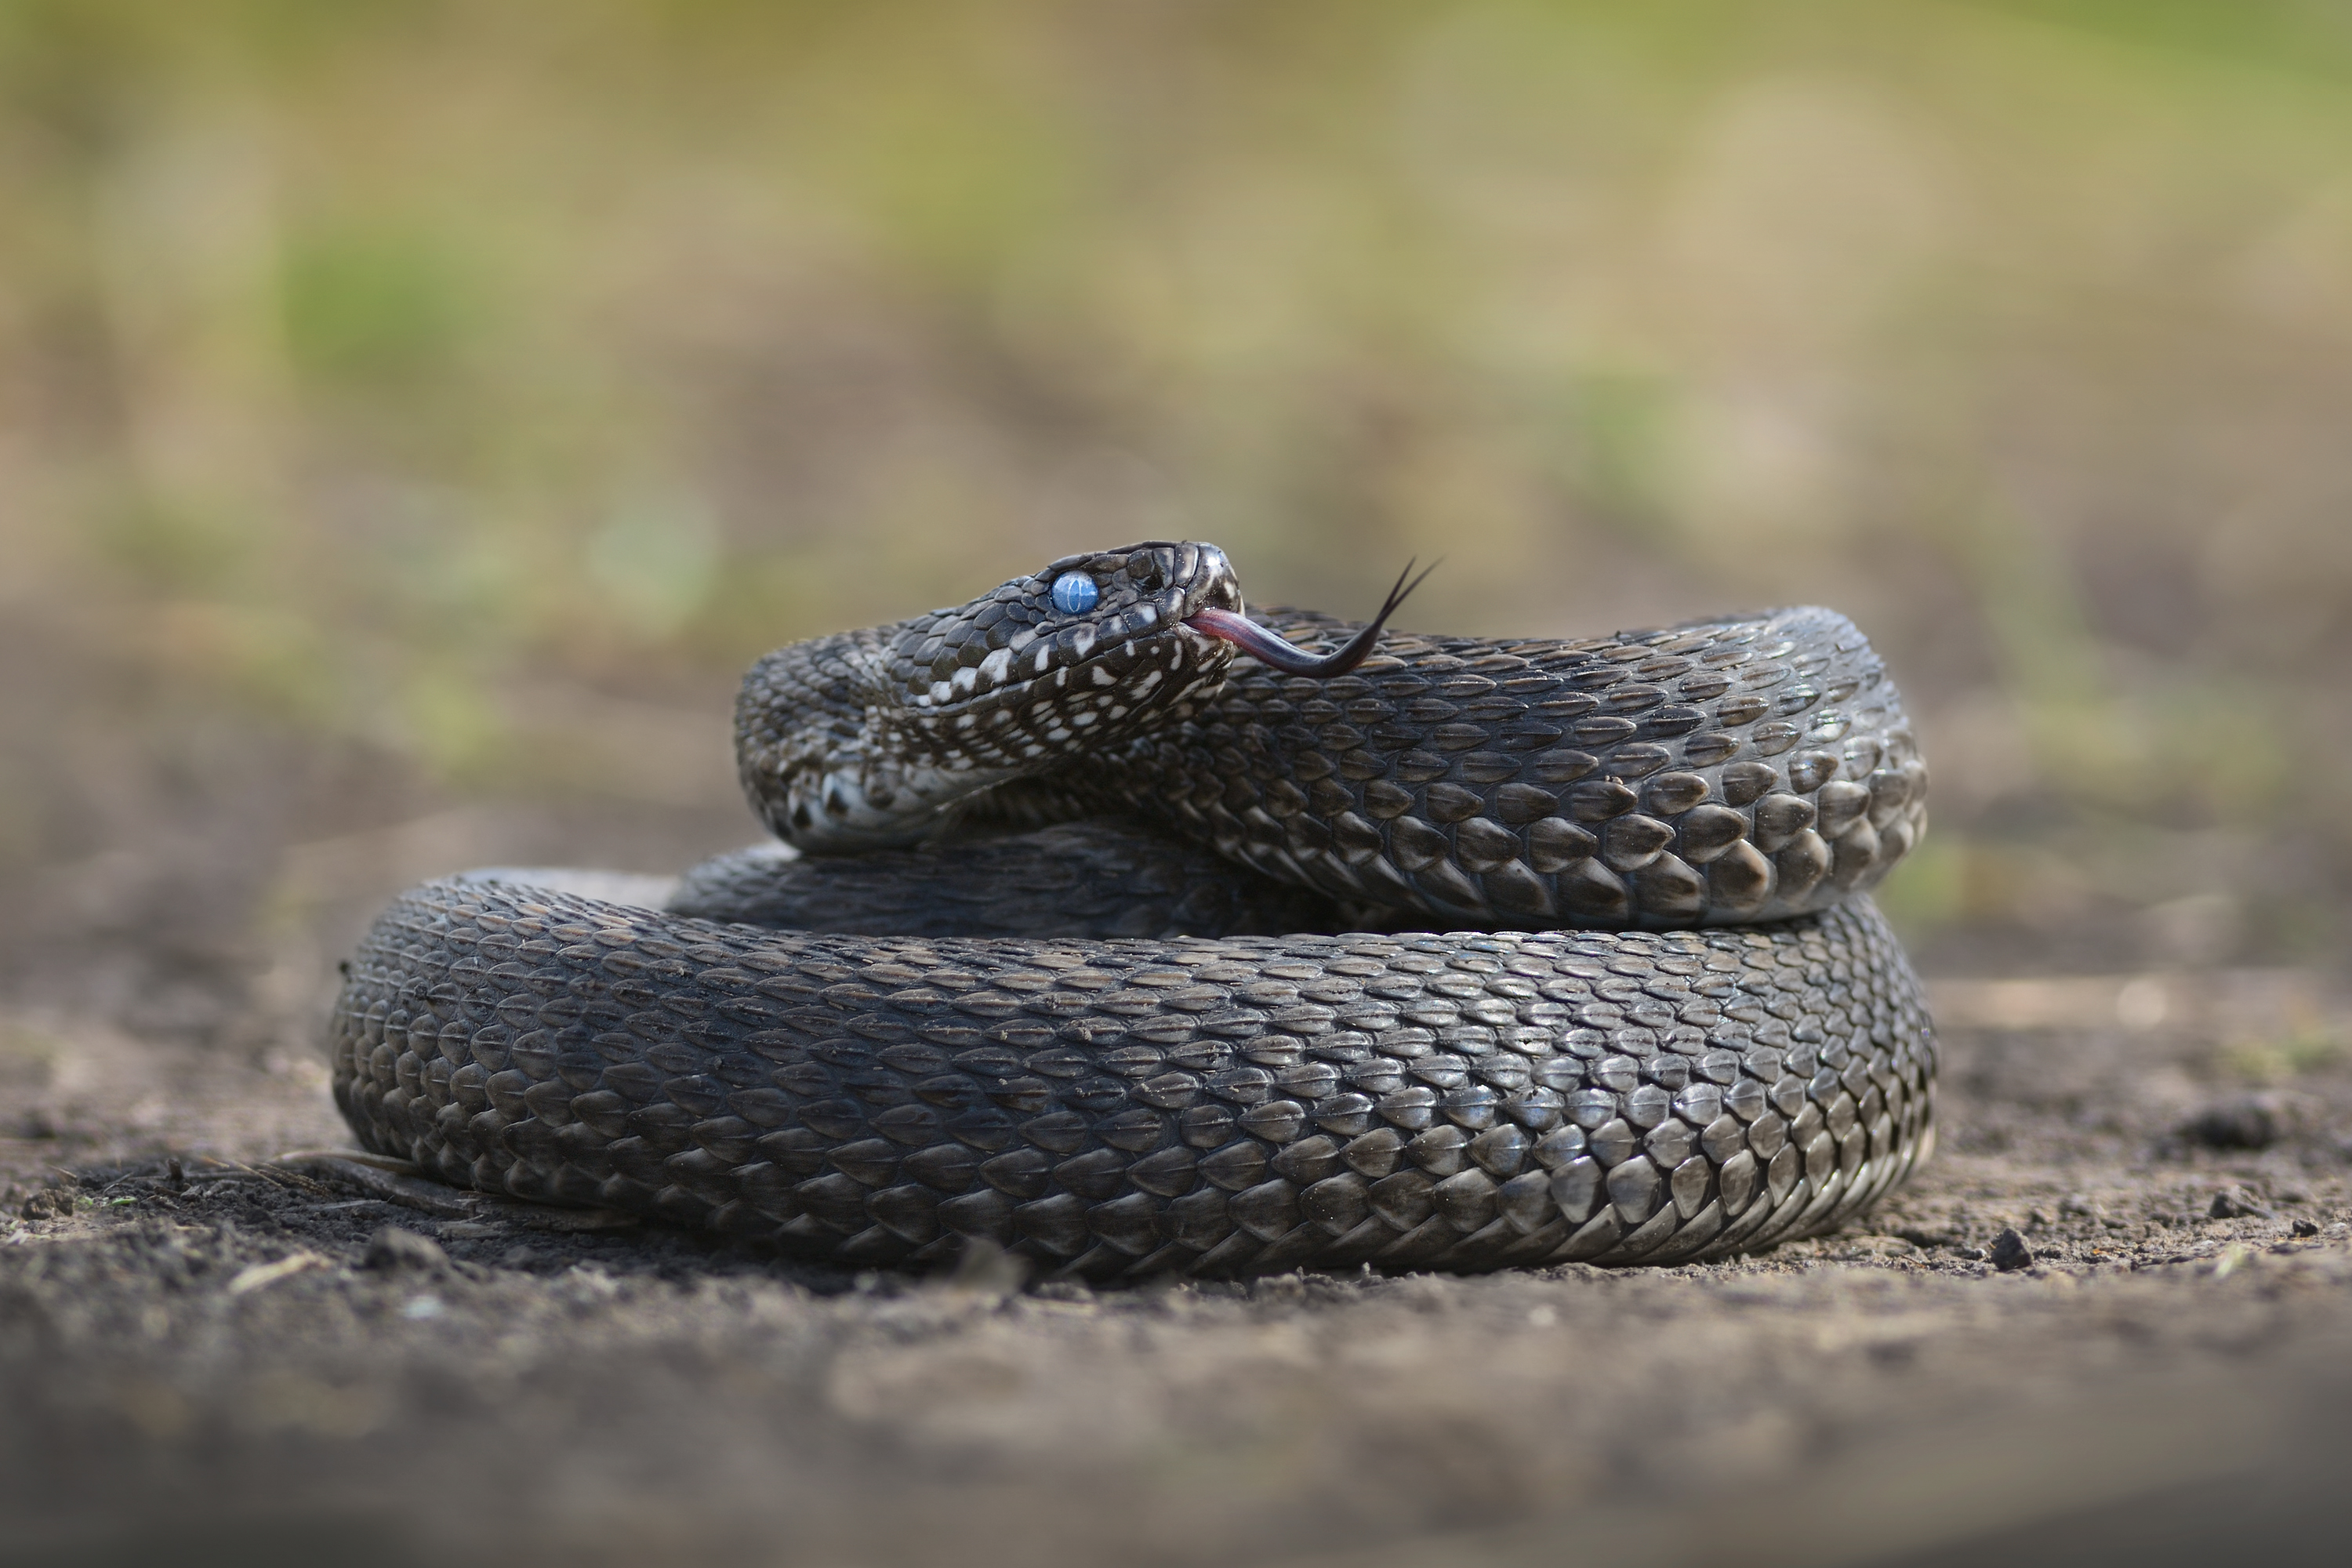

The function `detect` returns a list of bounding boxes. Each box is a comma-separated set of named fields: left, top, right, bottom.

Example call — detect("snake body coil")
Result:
left=330, top=542, right=1935, bottom=1276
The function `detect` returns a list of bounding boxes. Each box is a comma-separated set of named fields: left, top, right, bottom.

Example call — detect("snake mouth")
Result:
left=1183, top=558, right=1436, bottom=679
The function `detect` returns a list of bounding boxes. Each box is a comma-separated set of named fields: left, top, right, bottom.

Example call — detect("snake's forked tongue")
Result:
left=1186, top=558, right=1437, bottom=679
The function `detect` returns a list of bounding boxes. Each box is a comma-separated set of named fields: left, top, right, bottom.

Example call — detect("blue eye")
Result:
left=1050, top=572, right=1099, bottom=615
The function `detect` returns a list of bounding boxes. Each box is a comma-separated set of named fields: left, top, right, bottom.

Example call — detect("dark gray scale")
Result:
left=327, top=539, right=1938, bottom=1276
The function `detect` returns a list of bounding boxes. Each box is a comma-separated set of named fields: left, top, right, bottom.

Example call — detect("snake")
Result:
left=328, top=541, right=1935, bottom=1276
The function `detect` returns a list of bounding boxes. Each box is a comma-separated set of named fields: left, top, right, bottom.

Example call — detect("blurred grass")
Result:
left=5, top=0, right=2352, bottom=958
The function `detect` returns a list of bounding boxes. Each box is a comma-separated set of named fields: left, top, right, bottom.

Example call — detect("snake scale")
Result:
left=329, top=541, right=1935, bottom=1276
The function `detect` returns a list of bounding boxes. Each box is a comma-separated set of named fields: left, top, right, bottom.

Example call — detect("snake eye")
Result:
left=1050, top=572, right=1099, bottom=615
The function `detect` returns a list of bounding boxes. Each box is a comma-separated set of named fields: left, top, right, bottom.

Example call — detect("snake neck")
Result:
left=732, top=623, right=1007, bottom=849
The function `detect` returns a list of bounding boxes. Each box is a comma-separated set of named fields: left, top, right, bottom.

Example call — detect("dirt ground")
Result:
left=3, top=664, right=2350, bottom=1568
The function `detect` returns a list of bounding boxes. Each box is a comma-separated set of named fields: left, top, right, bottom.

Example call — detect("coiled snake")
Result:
left=329, top=542, right=1934, bottom=1276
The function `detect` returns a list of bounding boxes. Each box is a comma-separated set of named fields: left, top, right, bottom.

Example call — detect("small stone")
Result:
left=2208, top=1189, right=2274, bottom=1221
left=2290, top=1218, right=2321, bottom=1238
left=362, top=1226, right=451, bottom=1272
left=944, top=1236, right=1029, bottom=1298
left=2181, top=1094, right=2296, bottom=1151
left=1987, top=1228, right=2034, bottom=1272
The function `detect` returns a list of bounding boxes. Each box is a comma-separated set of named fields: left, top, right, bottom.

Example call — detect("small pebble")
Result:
left=1988, top=1228, right=2034, bottom=1272
left=942, top=1237, right=1026, bottom=1300
left=2182, top=1097, right=2285, bottom=1150
left=363, top=1226, right=451, bottom=1272
left=2208, top=1189, right=2274, bottom=1221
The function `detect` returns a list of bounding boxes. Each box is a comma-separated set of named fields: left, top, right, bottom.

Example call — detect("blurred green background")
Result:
left=6, top=0, right=2352, bottom=987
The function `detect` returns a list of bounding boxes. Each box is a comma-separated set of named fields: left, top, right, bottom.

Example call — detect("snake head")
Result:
left=884, top=541, right=1247, bottom=751
left=748, top=543, right=1251, bottom=852
left=749, top=541, right=1425, bottom=851
left=889, top=542, right=1433, bottom=723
